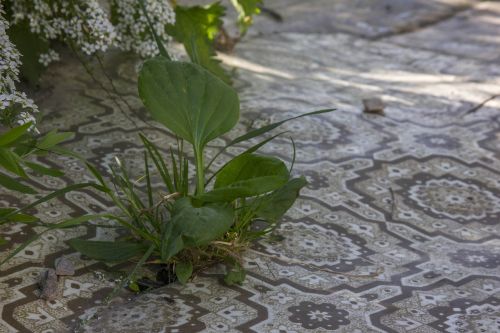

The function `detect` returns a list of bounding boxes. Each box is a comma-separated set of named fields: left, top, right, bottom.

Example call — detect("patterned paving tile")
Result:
left=1, top=4, right=500, bottom=332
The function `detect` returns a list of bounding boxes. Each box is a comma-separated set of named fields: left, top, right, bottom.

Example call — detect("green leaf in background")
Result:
left=175, top=261, right=193, bottom=284
left=0, top=148, right=27, bottom=178
left=8, top=20, right=49, bottom=85
left=253, top=177, right=307, bottom=222
left=68, top=239, right=147, bottom=263
left=139, top=58, right=239, bottom=152
left=224, top=264, right=246, bottom=285
left=24, top=161, right=65, bottom=177
left=0, top=172, right=36, bottom=194
left=37, top=131, right=73, bottom=150
left=0, top=122, right=32, bottom=146
left=230, top=0, right=262, bottom=36
left=167, top=3, right=230, bottom=83
left=171, top=197, right=234, bottom=247
left=0, top=208, right=38, bottom=223
left=200, top=154, right=289, bottom=202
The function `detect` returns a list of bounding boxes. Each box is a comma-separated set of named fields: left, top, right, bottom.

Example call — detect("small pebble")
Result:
left=363, top=97, right=385, bottom=114
left=39, top=269, right=58, bottom=300
left=55, top=257, right=75, bottom=276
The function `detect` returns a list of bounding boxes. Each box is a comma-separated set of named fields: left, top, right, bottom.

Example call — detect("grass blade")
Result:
left=138, top=0, right=171, bottom=59
left=206, top=109, right=334, bottom=170
left=0, top=173, right=36, bottom=194
left=140, top=134, right=175, bottom=193
left=0, top=182, right=104, bottom=223
left=0, top=214, right=102, bottom=266
left=144, top=152, right=153, bottom=208
left=24, top=161, right=65, bottom=177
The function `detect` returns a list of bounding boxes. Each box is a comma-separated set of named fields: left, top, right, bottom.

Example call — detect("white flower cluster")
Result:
left=11, top=0, right=117, bottom=56
left=10, top=0, right=175, bottom=59
left=0, top=7, right=38, bottom=127
left=112, top=0, right=175, bottom=58
left=38, top=49, right=60, bottom=67
left=1, top=0, right=176, bottom=127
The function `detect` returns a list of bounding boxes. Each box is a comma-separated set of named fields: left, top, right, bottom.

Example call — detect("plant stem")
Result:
left=195, top=148, right=205, bottom=194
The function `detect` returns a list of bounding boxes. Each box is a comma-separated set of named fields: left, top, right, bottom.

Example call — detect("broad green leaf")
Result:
left=0, top=173, right=36, bottom=194
left=200, top=154, right=289, bottom=202
left=25, top=161, right=64, bottom=177
left=166, top=3, right=230, bottom=83
left=160, top=219, right=183, bottom=261
left=138, top=57, right=239, bottom=154
left=175, top=261, right=193, bottom=284
left=253, top=177, right=307, bottom=221
left=68, top=239, right=147, bottom=263
left=0, top=122, right=32, bottom=146
left=8, top=20, right=49, bottom=85
left=0, top=148, right=27, bottom=178
left=230, top=0, right=262, bottom=36
left=215, top=154, right=288, bottom=188
left=37, top=131, right=73, bottom=150
left=171, top=197, right=234, bottom=247
left=205, top=132, right=286, bottom=185
left=224, top=265, right=246, bottom=285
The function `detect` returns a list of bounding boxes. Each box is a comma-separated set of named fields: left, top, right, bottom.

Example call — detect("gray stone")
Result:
left=363, top=97, right=385, bottom=113
left=387, top=2, right=500, bottom=61
left=39, top=269, right=58, bottom=300
left=170, top=0, right=478, bottom=39
left=55, top=256, right=75, bottom=276
left=249, top=0, right=477, bottom=38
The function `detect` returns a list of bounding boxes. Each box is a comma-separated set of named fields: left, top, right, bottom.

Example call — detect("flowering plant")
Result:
left=0, top=7, right=38, bottom=128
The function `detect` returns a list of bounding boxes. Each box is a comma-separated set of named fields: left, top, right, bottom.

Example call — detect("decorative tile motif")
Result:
left=348, top=156, right=500, bottom=240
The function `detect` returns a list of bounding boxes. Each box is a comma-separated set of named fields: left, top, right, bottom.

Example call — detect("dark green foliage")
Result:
left=230, top=0, right=262, bottom=36
left=8, top=20, right=49, bottom=85
left=167, top=3, right=230, bottom=83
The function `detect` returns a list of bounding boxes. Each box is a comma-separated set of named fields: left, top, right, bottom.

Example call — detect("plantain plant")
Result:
left=63, top=49, right=333, bottom=287
left=1, top=4, right=333, bottom=290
